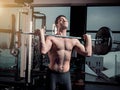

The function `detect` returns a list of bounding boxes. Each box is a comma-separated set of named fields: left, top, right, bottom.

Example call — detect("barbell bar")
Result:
left=20, top=27, right=117, bottom=55
left=21, top=32, right=102, bottom=41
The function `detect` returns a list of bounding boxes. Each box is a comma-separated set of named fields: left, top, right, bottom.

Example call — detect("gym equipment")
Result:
left=94, top=27, right=112, bottom=55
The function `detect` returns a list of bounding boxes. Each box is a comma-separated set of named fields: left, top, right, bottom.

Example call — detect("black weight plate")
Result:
left=94, top=27, right=112, bottom=55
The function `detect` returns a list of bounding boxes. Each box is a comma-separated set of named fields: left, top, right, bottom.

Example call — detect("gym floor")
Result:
left=0, top=76, right=120, bottom=90
left=1, top=84, right=120, bottom=90
left=33, top=83, right=120, bottom=90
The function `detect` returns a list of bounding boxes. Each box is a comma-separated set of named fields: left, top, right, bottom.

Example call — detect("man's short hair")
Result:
left=55, top=15, right=66, bottom=25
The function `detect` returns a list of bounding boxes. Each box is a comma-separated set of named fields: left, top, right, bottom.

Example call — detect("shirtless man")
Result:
left=36, top=15, right=92, bottom=90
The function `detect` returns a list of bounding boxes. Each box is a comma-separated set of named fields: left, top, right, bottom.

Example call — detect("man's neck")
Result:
left=56, top=30, right=67, bottom=36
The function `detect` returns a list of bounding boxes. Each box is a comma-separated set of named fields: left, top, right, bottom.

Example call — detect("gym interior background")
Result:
left=0, top=0, right=120, bottom=89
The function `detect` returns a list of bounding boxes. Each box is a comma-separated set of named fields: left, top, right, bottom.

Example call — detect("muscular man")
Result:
left=36, top=15, right=92, bottom=90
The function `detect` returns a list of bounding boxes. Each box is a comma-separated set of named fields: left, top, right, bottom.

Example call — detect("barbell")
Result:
left=21, top=27, right=119, bottom=55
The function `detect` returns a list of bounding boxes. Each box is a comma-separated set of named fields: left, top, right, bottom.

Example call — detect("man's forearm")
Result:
left=39, top=29, right=46, bottom=54
left=85, top=35, right=92, bottom=56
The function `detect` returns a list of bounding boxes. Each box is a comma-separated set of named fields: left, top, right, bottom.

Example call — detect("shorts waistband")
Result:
left=47, top=68, right=70, bottom=74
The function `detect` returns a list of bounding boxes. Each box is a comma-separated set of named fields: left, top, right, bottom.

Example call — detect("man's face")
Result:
left=57, top=16, right=68, bottom=29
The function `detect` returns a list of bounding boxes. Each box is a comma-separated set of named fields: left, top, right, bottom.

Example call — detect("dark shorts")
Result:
left=45, top=68, right=72, bottom=90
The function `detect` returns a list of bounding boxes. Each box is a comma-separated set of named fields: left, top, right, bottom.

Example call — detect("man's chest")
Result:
left=52, top=38, right=74, bottom=51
